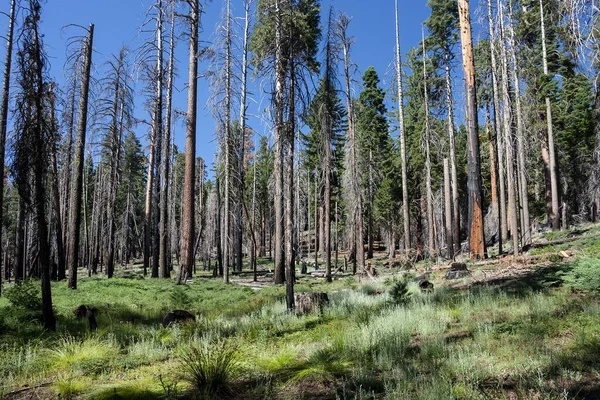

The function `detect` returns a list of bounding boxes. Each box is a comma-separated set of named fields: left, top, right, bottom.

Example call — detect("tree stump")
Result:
left=74, top=305, right=98, bottom=330
left=418, top=279, right=434, bottom=292
left=444, top=263, right=471, bottom=280
left=162, top=310, right=195, bottom=327
left=294, top=292, right=329, bottom=315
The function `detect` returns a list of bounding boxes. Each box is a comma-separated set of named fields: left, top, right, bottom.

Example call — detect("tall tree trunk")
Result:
left=216, top=178, right=223, bottom=276
left=485, top=106, right=499, bottom=246
left=105, top=60, right=125, bottom=279
left=145, top=134, right=156, bottom=277
left=422, top=33, right=435, bottom=257
left=223, top=0, right=232, bottom=283
left=236, top=0, right=252, bottom=274
left=488, top=0, right=506, bottom=252
left=0, top=0, right=16, bottom=292
left=15, top=199, right=25, bottom=280
left=148, top=1, right=164, bottom=278
left=445, top=54, right=461, bottom=257
left=49, top=89, right=66, bottom=281
left=498, top=1, right=519, bottom=257
left=159, top=3, right=175, bottom=278
left=444, top=158, right=453, bottom=258
left=67, top=24, right=94, bottom=289
left=539, top=0, right=560, bottom=230
left=367, top=150, right=374, bottom=259
left=62, top=85, right=77, bottom=254
left=30, top=10, right=55, bottom=330
left=507, top=1, right=530, bottom=246
left=395, top=0, right=411, bottom=253
left=178, top=0, right=200, bottom=284
left=457, top=0, right=486, bottom=259
left=273, top=0, right=285, bottom=284
left=285, top=58, right=296, bottom=311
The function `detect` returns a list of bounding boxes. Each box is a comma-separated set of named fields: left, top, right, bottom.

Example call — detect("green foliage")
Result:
left=169, top=286, right=193, bottom=310
left=53, top=374, right=89, bottom=399
left=5, top=280, right=42, bottom=312
left=48, top=336, right=119, bottom=376
left=251, top=0, right=321, bottom=73
left=179, top=340, right=239, bottom=396
left=560, top=258, right=600, bottom=292
left=388, top=280, right=411, bottom=305
left=359, top=283, right=379, bottom=296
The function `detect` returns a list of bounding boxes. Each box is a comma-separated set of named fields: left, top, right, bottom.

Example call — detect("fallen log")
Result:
left=295, top=292, right=329, bottom=315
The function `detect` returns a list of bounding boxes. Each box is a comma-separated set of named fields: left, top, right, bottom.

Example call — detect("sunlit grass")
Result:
left=2, top=234, right=600, bottom=399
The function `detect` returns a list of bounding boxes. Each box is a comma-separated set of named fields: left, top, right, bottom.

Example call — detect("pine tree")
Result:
left=12, top=0, right=56, bottom=330
left=356, top=67, right=391, bottom=261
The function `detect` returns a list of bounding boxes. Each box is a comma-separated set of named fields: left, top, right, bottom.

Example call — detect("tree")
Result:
left=159, top=1, right=177, bottom=279
left=67, top=23, right=94, bottom=290
left=498, top=1, right=519, bottom=256
left=178, top=0, right=201, bottom=284
left=251, top=0, right=321, bottom=303
left=539, top=0, right=561, bottom=230
left=425, top=0, right=460, bottom=256
left=334, top=13, right=362, bottom=272
left=0, top=0, right=16, bottom=294
left=394, top=0, right=411, bottom=254
left=13, top=0, right=56, bottom=330
left=302, top=79, right=347, bottom=282
left=457, top=0, right=486, bottom=259
left=486, top=0, right=507, bottom=252
left=98, top=48, right=134, bottom=278
left=421, top=31, right=435, bottom=256
left=356, top=67, right=391, bottom=261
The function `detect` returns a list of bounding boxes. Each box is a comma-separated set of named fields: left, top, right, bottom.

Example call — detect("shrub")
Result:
left=179, top=340, right=239, bottom=396
left=560, top=258, right=600, bottom=292
left=5, top=280, right=42, bottom=312
left=388, top=280, right=411, bottom=305
left=360, top=283, right=379, bottom=296
left=169, top=286, right=193, bottom=310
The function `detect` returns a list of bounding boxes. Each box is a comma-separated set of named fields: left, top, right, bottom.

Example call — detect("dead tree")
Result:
left=13, top=0, right=56, bottom=329
left=394, top=0, right=411, bottom=253
left=507, top=1, right=530, bottom=246
left=67, top=24, right=94, bottom=290
left=422, top=30, right=435, bottom=257
left=178, top=0, right=201, bottom=284
left=335, top=13, right=362, bottom=273
left=159, top=2, right=177, bottom=278
left=498, top=1, right=519, bottom=256
left=0, top=0, right=16, bottom=293
left=487, top=0, right=507, bottom=253
left=99, top=48, right=133, bottom=278
left=458, top=0, right=486, bottom=259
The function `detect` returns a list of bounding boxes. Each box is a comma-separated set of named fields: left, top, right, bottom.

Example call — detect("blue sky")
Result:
left=0, top=0, right=457, bottom=172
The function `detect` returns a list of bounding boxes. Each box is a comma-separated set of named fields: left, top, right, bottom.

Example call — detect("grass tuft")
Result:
left=179, top=339, right=239, bottom=396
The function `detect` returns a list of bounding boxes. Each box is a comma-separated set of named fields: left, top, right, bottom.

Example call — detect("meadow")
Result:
left=2, top=226, right=600, bottom=399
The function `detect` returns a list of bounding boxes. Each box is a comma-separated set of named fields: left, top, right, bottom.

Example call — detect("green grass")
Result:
left=3, top=236, right=600, bottom=399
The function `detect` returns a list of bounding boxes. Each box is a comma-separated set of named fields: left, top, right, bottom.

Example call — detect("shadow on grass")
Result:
left=88, top=385, right=162, bottom=400
left=470, top=263, right=573, bottom=296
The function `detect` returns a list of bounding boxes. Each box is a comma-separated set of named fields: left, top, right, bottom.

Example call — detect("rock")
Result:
left=444, top=263, right=471, bottom=280
left=74, top=305, right=98, bottom=330
left=162, top=310, right=195, bottom=327
left=418, top=279, right=434, bottom=292
left=294, top=292, right=329, bottom=315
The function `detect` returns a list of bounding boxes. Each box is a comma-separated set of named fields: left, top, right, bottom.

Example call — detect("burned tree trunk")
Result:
left=178, top=0, right=200, bottom=284
left=458, top=0, right=486, bottom=259
left=67, top=24, right=94, bottom=289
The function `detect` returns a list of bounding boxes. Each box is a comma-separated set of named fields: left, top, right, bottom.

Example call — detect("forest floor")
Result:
left=3, top=224, right=600, bottom=399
